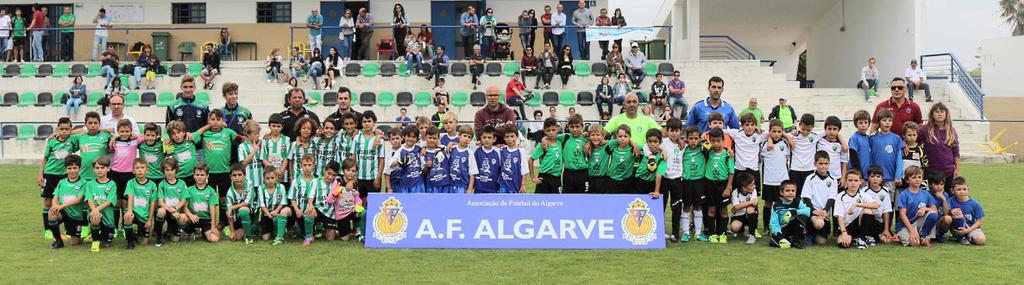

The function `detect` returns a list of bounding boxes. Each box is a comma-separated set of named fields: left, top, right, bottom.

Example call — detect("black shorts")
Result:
left=13, top=36, right=25, bottom=46
left=40, top=174, right=67, bottom=198
left=110, top=171, right=133, bottom=198
left=129, top=216, right=150, bottom=238
left=730, top=215, right=746, bottom=224
left=208, top=172, right=231, bottom=199
left=808, top=215, right=832, bottom=239
left=587, top=176, right=610, bottom=194
left=357, top=180, right=379, bottom=201
left=231, top=211, right=255, bottom=230
left=535, top=173, right=562, bottom=194
left=636, top=179, right=655, bottom=195
left=561, top=169, right=588, bottom=194
left=336, top=213, right=359, bottom=236
left=260, top=214, right=275, bottom=235
left=789, top=170, right=814, bottom=198
left=682, top=179, right=705, bottom=207
left=762, top=185, right=781, bottom=205
left=316, top=210, right=337, bottom=230
left=192, top=219, right=213, bottom=234
left=608, top=179, right=632, bottom=194
left=663, top=178, right=684, bottom=209
left=58, top=209, right=85, bottom=236
left=705, top=180, right=730, bottom=208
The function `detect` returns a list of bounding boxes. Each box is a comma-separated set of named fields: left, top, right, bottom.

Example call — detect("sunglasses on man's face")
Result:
left=891, top=86, right=905, bottom=91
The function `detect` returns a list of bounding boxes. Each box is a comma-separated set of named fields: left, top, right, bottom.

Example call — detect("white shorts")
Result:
left=896, top=214, right=937, bottom=246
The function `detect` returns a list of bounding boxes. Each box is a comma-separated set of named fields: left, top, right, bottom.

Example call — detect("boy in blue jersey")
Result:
left=499, top=125, right=530, bottom=194
left=386, top=128, right=425, bottom=193
left=895, top=166, right=938, bottom=247
left=948, top=177, right=986, bottom=246
left=448, top=125, right=477, bottom=193
left=871, top=109, right=905, bottom=190
left=769, top=180, right=810, bottom=249
left=927, top=174, right=952, bottom=243
left=847, top=110, right=872, bottom=177
left=421, top=126, right=452, bottom=193
left=469, top=126, right=501, bottom=193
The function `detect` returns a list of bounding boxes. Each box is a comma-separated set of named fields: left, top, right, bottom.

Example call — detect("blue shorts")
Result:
left=425, top=185, right=450, bottom=194
left=394, top=184, right=425, bottom=193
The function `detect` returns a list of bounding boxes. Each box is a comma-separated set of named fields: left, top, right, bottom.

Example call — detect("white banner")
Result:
left=585, top=27, right=655, bottom=41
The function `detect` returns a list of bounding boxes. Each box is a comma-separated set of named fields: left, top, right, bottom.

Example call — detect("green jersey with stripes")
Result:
left=286, top=141, right=316, bottom=181
left=196, top=128, right=237, bottom=174
left=681, top=146, right=707, bottom=181
left=158, top=179, right=189, bottom=210
left=313, top=178, right=335, bottom=217
left=354, top=131, right=384, bottom=180
left=186, top=184, right=219, bottom=219
left=259, top=134, right=290, bottom=173
left=312, top=135, right=340, bottom=176
left=43, top=136, right=77, bottom=175
left=289, top=176, right=323, bottom=212
left=237, top=140, right=263, bottom=185
left=704, top=149, right=735, bottom=181
left=54, top=178, right=87, bottom=221
left=257, top=183, right=288, bottom=210
left=635, top=152, right=666, bottom=182
left=125, top=178, right=158, bottom=219
left=138, top=141, right=165, bottom=179
left=559, top=134, right=590, bottom=171
left=168, top=137, right=199, bottom=178
left=226, top=182, right=256, bottom=208
left=73, top=132, right=111, bottom=179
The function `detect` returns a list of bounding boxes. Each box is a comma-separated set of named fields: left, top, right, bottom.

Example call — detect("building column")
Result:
left=686, top=0, right=700, bottom=61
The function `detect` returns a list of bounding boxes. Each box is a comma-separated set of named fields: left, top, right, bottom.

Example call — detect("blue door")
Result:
left=559, top=1, right=580, bottom=59
left=431, top=1, right=458, bottom=59
left=320, top=1, right=345, bottom=53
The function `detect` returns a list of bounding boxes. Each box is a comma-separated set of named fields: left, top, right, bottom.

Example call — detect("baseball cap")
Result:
left=630, top=42, right=639, bottom=48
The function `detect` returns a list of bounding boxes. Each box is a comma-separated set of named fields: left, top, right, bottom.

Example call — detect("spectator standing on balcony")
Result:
left=480, top=8, right=497, bottom=59
left=28, top=5, right=44, bottom=62
left=460, top=6, right=479, bottom=58
left=624, top=43, right=647, bottom=89
left=595, top=8, right=612, bottom=60
left=518, top=10, right=533, bottom=53
left=307, top=8, right=324, bottom=55
left=219, top=28, right=230, bottom=56
left=905, top=59, right=932, bottom=102
left=10, top=8, right=26, bottom=63
left=572, top=0, right=594, bottom=60
left=392, top=4, right=408, bottom=56
left=860, top=57, right=880, bottom=103
left=339, top=9, right=355, bottom=60
left=520, top=47, right=539, bottom=89
left=355, top=8, right=373, bottom=61
left=667, top=70, right=687, bottom=119
left=468, top=44, right=485, bottom=90
left=768, top=97, right=798, bottom=132
left=527, top=9, right=539, bottom=50
left=611, top=9, right=626, bottom=52
left=541, top=6, right=553, bottom=48
left=551, top=4, right=567, bottom=52
left=200, top=44, right=221, bottom=90
left=58, top=7, right=76, bottom=62
left=91, top=8, right=112, bottom=61
left=0, top=10, right=10, bottom=62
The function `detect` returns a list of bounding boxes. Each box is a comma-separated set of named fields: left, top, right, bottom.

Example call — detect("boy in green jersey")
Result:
left=704, top=128, right=735, bottom=244
left=183, top=163, right=220, bottom=243
left=258, top=166, right=291, bottom=245
left=607, top=125, right=639, bottom=194
left=47, top=155, right=86, bottom=249
left=85, top=156, right=117, bottom=252
left=289, top=154, right=323, bottom=246
left=165, top=120, right=199, bottom=185
left=529, top=118, right=564, bottom=194
left=238, top=120, right=263, bottom=187
left=154, top=158, right=188, bottom=246
left=680, top=126, right=708, bottom=242
left=260, top=114, right=290, bottom=186
left=74, top=112, right=112, bottom=181
left=226, top=163, right=257, bottom=244
left=636, top=129, right=666, bottom=198
left=586, top=125, right=612, bottom=194
left=138, top=123, right=166, bottom=185
left=40, top=117, right=77, bottom=240
left=555, top=114, right=589, bottom=194
left=123, top=159, right=158, bottom=249
left=194, top=109, right=242, bottom=230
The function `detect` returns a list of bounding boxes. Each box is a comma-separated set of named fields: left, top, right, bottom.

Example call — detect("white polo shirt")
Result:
left=725, top=129, right=766, bottom=171
left=833, top=189, right=875, bottom=226
left=100, top=114, right=140, bottom=134
left=731, top=188, right=759, bottom=216
left=760, top=138, right=791, bottom=186
left=790, top=131, right=821, bottom=172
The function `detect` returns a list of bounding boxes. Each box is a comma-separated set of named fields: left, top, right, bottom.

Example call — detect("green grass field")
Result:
left=2, top=164, right=1023, bottom=283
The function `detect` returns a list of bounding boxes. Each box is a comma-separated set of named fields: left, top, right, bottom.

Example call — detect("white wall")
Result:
left=747, top=45, right=801, bottom=80
left=981, top=36, right=1024, bottom=98
left=806, top=0, right=923, bottom=88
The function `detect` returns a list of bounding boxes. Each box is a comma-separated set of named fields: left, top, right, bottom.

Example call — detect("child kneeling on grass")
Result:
left=948, top=177, right=986, bottom=246
left=183, top=163, right=220, bottom=243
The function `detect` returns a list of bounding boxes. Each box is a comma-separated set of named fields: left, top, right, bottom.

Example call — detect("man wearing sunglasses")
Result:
left=871, top=77, right=922, bottom=135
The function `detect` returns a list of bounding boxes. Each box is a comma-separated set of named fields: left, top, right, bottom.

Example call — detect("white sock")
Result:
left=681, top=210, right=692, bottom=235
left=693, top=210, right=704, bottom=235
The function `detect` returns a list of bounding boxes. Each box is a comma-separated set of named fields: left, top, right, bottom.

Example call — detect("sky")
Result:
left=923, top=0, right=1010, bottom=69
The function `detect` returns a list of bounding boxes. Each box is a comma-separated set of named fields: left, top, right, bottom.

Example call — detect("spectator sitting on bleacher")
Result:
left=200, top=44, right=221, bottom=90
left=860, top=57, right=879, bottom=103
left=596, top=75, right=614, bottom=115
left=143, top=56, right=160, bottom=90
left=133, top=45, right=152, bottom=90
left=612, top=73, right=631, bottom=104
left=432, top=78, right=449, bottom=105
left=667, top=70, right=687, bottom=119
left=289, top=46, right=307, bottom=79
left=265, top=48, right=283, bottom=83
left=101, top=77, right=128, bottom=115
left=905, top=59, right=932, bottom=102
left=624, top=42, right=647, bottom=89
left=539, top=43, right=556, bottom=89
left=67, top=76, right=87, bottom=119
left=520, top=47, right=539, bottom=89
left=557, top=45, right=574, bottom=89
left=650, top=73, right=668, bottom=116
left=100, top=45, right=119, bottom=88
left=428, top=46, right=449, bottom=82
left=469, top=45, right=485, bottom=90
left=527, top=110, right=545, bottom=143
left=324, top=47, right=341, bottom=90
left=307, top=48, right=325, bottom=90
left=405, top=33, right=424, bottom=76
left=606, top=43, right=623, bottom=77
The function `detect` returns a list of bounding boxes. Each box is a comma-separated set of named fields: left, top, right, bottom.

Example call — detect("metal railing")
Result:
left=699, top=35, right=756, bottom=60
left=920, top=53, right=985, bottom=119
left=9, top=26, right=229, bottom=61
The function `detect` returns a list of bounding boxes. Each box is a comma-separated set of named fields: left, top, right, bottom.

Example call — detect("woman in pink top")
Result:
left=325, top=159, right=364, bottom=241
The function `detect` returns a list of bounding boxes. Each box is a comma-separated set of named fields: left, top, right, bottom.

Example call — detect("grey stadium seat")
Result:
left=360, top=92, right=376, bottom=107
left=321, top=91, right=338, bottom=106
left=1, top=125, right=16, bottom=139
left=169, top=64, right=187, bottom=77
left=657, top=63, right=674, bottom=76
left=396, top=92, right=413, bottom=106
left=344, top=63, right=362, bottom=77
left=380, top=63, right=397, bottom=77
left=3, top=65, right=20, bottom=77
left=577, top=91, right=595, bottom=106
left=591, top=62, right=608, bottom=77
left=35, top=125, right=53, bottom=140
left=2, top=92, right=18, bottom=106
left=140, top=92, right=157, bottom=106
left=69, top=64, right=87, bottom=77
left=485, top=63, right=502, bottom=76
left=36, top=64, right=54, bottom=77
left=36, top=92, right=54, bottom=106
left=450, top=62, right=467, bottom=77
left=542, top=91, right=559, bottom=106
left=470, top=92, right=486, bottom=106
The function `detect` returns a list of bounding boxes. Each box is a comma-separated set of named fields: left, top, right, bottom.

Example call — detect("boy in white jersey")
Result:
left=760, top=119, right=792, bottom=235
left=354, top=111, right=384, bottom=202
left=653, top=118, right=685, bottom=242
left=724, top=113, right=768, bottom=222
left=801, top=151, right=838, bottom=246
left=788, top=114, right=819, bottom=196
left=729, top=173, right=759, bottom=244
left=260, top=114, right=290, bottom=186
left=817, top=116, right=849, bottom=183
left=861, top=166, right=894, bottom=244
left=238, top=120, right=263, bottom=192
left=834, top=169, right=879, bottom=249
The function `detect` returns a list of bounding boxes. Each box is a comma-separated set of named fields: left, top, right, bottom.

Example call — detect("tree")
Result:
left=1000, top=0, right=1024, bottom=36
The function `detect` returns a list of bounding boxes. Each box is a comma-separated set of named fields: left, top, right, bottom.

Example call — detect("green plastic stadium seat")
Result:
left=119, top=74, right=130, bottom=86
left=306, top=91, right=322, bottom=106
left=559, top=91, right=576, bottom=106
left=85, top=63, right=101, bottom=78
left=19, top=64, right=37, bottom=78
left=17, top=125, right=35, bottom=140
left=52, top=92, right=67, bottom=106
left=157, top=92, right=175, bottom=107
left=363, top=62, right=379, bottom=77
left=86, top=92, right=104, bottom=107
left=187, top=63, right=203, bottom=77
left=451, top=91, right=469, bottom=107
left=414, top=91, right=432, bottom=107
left=574, top=63, right=591, bottom=77
left=503, top=62, right=520, bottom=77
left=526, top=92, right=542, bottom=107
left=17, top=92, right=36, bottom=107
left=644, top=62, right=657, bottom=76
left=195, top=92, right=210, bottom=105
left=397, top=63, right=411, bottom=77
left=53, top=64, right=70, bottom=78
left=377, top=91, right=395, bottom=107
left=124, top=92, right=140, bottom=106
